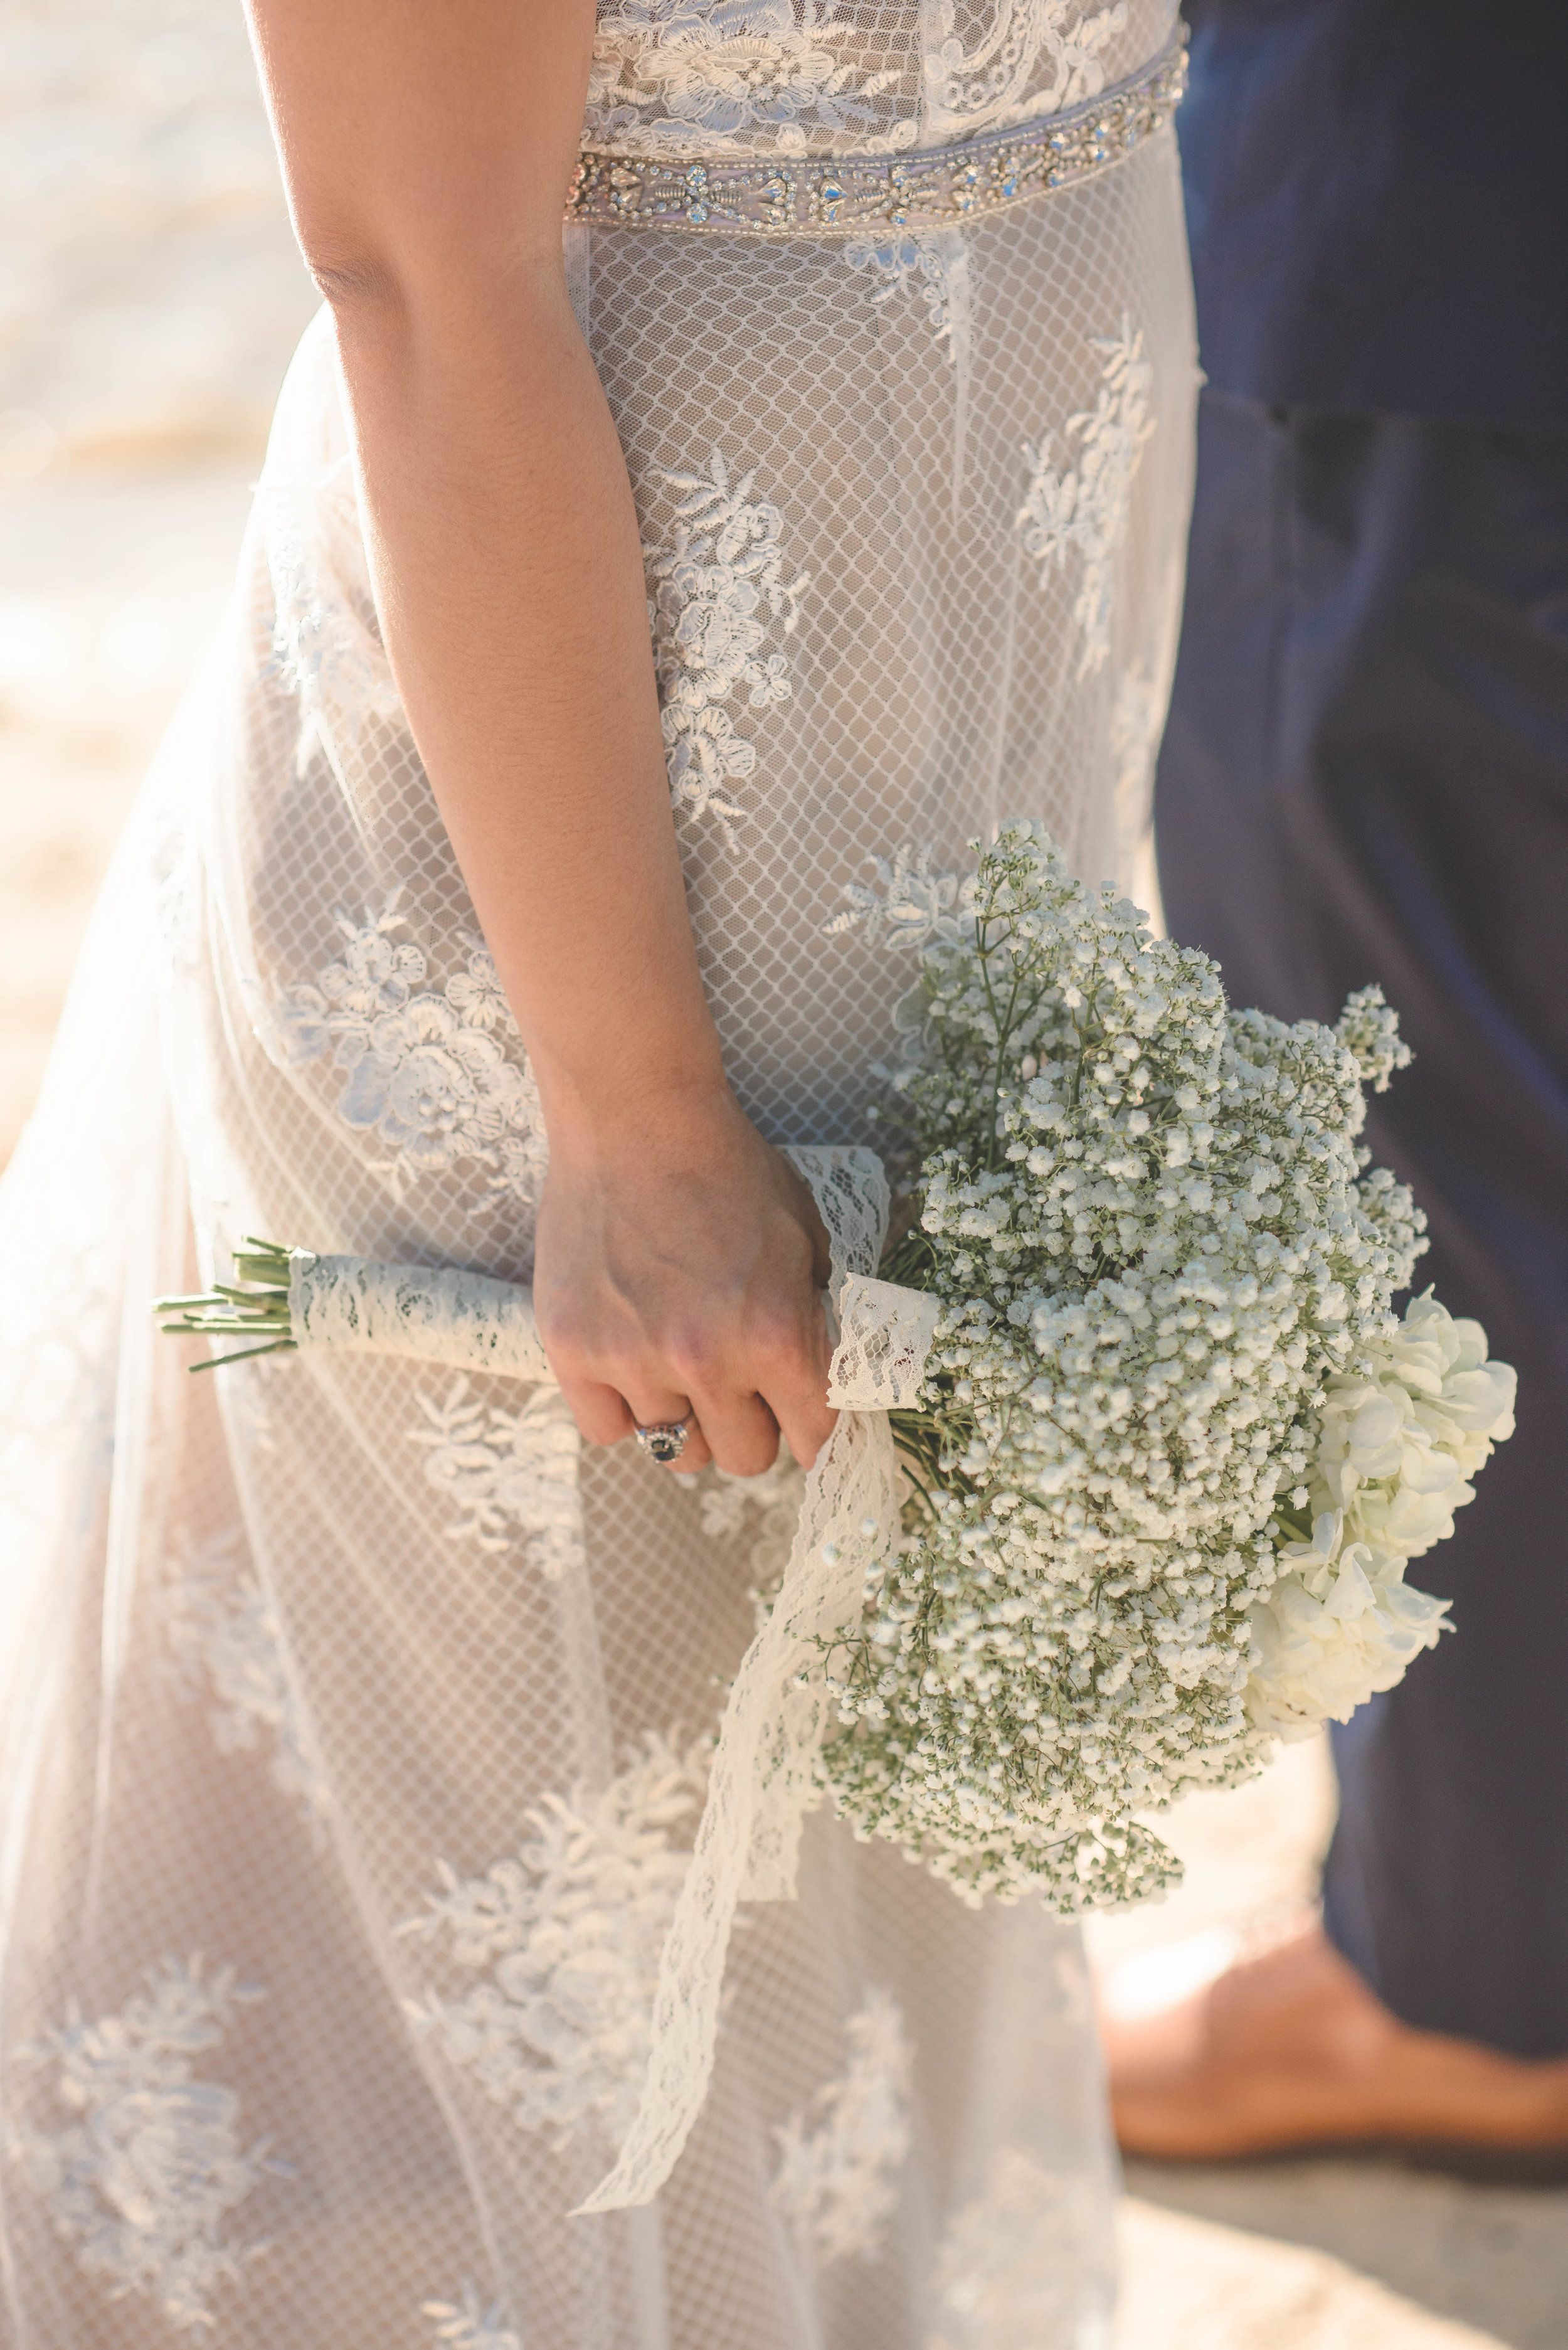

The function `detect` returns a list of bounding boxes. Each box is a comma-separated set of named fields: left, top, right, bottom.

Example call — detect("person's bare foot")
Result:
left=1100, top=1922, right=1568, bottom=2170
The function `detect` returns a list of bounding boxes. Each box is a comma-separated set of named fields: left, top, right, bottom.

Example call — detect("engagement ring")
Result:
left=634, top=1416, right=692, bottom=1465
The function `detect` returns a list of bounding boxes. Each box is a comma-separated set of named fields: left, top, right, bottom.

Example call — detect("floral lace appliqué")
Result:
left=165, top=1526, right=327, bottom=1827
left=824, top=843, right=977, bottom=951
left=9, top=1957, right=285, bottom=2336
left=921, top=0, right=1127, bottom=142
left=845, top=231, right=973, bottom=370
left=271, top=901, right=548, bottom=1200
left=1017, top=316, right=1154, bottom=676
left=770, top=1989, right=911, bottom=2263
left=423, top=2282, right=522, bottom=2349
left=401, top=1730, right=711, bottom=2146
left=647, top=448, right=805, bottom=829
left=589, top=1, right=910, bottom=158
left=411, top=1378, right=586, bottom=1578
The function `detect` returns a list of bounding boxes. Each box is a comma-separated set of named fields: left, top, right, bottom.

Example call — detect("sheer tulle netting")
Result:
left=0, top=5, right=1195, bottom=2344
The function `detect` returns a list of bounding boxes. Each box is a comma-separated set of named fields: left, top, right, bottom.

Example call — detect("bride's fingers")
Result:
left=769, top=1389, right=837, bottom=1476
left=688, top=1383, right=784, bottom=1479
left=756, top=1301, right=837, bottom=1473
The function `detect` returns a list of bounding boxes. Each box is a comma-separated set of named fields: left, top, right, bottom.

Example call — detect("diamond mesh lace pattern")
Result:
left=0, top=8, right=1188, bottom=2339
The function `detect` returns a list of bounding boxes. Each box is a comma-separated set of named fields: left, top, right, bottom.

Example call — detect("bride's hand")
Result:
left=532, top=1090, right=836, bottom=1478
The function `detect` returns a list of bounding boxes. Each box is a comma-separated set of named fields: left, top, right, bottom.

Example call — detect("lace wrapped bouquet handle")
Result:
left=162, top=1240, right=556, bottom=1381
left=161, top=1245, right=941, bottom=1409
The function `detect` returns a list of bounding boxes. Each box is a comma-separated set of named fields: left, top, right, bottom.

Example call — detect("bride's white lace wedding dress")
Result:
left=0, top=6, right=1196, bottom=2343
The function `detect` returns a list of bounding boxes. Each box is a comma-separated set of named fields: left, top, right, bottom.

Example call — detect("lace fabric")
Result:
left=0, top=4, right=1191, bottom=2340
left=583, top=0, right=1173, bottom=157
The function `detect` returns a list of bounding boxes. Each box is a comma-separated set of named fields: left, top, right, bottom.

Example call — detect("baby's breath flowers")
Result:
left=819, top=823, right=1514, bottom=1911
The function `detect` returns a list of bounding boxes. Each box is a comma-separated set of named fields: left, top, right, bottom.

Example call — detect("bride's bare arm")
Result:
left=245, top=0, right=833, bottom=1475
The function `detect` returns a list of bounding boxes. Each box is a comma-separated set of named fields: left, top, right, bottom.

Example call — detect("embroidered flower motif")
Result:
left=770, top=1990, right=911, bottom=2263
left=647, top=449, right=805, bottom=829
left=1244, top=1508, right=1451, bottom=1741
left=588, top=0, right=1126, bottom=154
left=410, top=1378, right=586, bottom=1577
left=441, top=939, right=516, bottom=1034
left=485, top=1114, right=551, bottom=1210
left=165, top=1526, right=327, bottom=1827
left=401, top=1730, right=711, bottom=2147
left=272, top=893, right=425, bottom=1066
left=445, top=937, right=553, bottom=1204
left=336, top=1001, right=526, bottom=1169
left=824, top=843, right=977, bottom=950
left=270, top=901, right=548, bottom=1197
left=588, top=0, right=908, bottom=157
left=9, top=1957, right=285, bottom=2336
left=422, top=2282, right=522, bottom=2349
left=1018, top=317, right=1155, bottom=676
left=922, top=0, right=1126, bottom=142
left=844, top=231, right=973, bottom=368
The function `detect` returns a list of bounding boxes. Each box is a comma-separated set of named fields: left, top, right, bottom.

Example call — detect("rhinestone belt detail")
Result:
left=566, top=33, right=1185, bottom=240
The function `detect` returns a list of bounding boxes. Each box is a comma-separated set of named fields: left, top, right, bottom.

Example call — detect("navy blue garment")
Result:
left=1155, top=388, right=1568, bottom=2055
left=1178, top=0, right=1568, bottom=428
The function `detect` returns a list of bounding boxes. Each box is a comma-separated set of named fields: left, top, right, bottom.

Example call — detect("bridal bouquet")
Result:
left=816, top=824, right=1514, bottom=1908
left=161, top=823, right=1515, bottom=1918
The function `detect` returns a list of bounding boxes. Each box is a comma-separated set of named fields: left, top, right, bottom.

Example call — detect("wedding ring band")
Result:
left=633, top=1416, right=692, bottom=1465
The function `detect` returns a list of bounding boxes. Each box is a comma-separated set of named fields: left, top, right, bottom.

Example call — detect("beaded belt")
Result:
left=566, top=30, right=1185, bottom=239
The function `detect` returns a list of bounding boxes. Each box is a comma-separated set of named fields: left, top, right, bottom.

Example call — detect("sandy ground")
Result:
left=3, top=462, right=1564, bottom=2349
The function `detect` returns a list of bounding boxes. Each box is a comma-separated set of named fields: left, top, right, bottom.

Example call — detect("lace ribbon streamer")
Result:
left=576, top=1144, right=911, bottom=2213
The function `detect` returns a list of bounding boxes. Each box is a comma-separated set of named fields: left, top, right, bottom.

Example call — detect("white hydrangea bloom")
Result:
left=1244, top=1511, right=1451, bottom=1741
left=1309, top=1289, right=1517, bottom=1564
